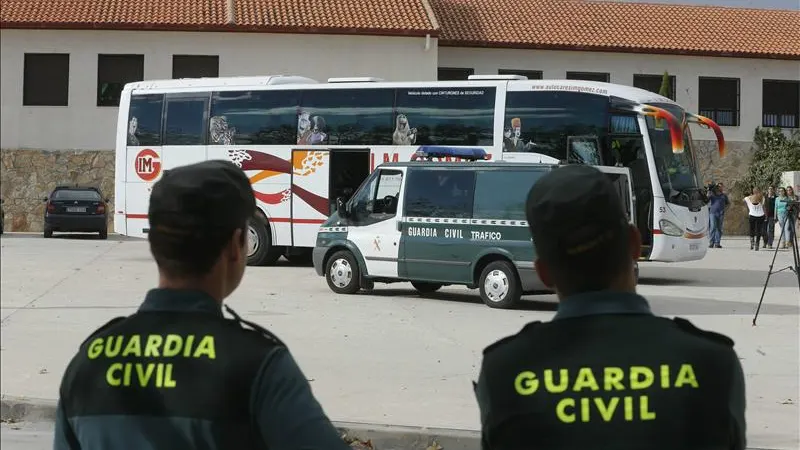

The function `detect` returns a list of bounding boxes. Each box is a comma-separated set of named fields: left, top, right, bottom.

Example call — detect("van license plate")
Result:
left=66, top=207, right=86, bottom=213
left=689, top=244, right=699, bottom=251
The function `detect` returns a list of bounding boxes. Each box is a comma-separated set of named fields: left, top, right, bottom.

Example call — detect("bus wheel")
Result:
left=411, top=281, right=442, bottom=294
left=247, top=216, right=281, bottom=266
left=479, top=260, right=521, bottom=309
left=326, top=250, right=361, bottom=295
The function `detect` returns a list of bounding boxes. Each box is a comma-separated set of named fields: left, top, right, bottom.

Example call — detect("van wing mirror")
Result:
left=336, top=197, right=349, bottom=218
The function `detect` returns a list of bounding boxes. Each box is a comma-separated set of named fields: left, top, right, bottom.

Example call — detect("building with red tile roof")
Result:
left=0, top=0, right=798, bottom=232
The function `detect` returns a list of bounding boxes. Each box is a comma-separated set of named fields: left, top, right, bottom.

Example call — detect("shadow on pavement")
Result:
left=639, top=266, right=799, bottom=288
left=362, top=288, right=560, bottom=312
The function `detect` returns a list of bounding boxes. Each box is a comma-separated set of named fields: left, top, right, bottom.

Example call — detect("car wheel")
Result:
left=99, top=229, right=108, bottom=240
left=247, top=216, right=282, bottom=266
left=43, top=227, right=53, bottom=238
left=411, top=281, right=443, bottom=294
left=479, top=260, right=522, bottom=309
left=325, top=250, right=361, bottom=295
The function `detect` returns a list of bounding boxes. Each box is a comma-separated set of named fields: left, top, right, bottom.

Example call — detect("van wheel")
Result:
left=479, top=260, right=521, bottom=309
left=247, top=216, right=281, bottom=266
left=411, top=281, right=442, bottom=294
left=326, top=250, right=361, bottom=295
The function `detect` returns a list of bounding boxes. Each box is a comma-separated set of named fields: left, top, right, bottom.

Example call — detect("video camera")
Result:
left=705, top=182, right=722, bottom=195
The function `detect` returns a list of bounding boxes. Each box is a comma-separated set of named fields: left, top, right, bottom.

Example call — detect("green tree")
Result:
left=735, top=127, right=800, bottom=196
left=658, top=71, right=671, bottom=98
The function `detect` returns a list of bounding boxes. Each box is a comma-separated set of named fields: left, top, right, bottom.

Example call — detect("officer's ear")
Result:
left=534, top=258, right=554, bottom=288
left=226, top=228, right=245, bottom=263
left=627, top=224, right=642, bottom=262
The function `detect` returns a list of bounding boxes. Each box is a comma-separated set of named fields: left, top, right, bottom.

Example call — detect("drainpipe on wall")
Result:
left=226, top=0, right=236, bottom=25
left=424, top=34, right=431, bottom=51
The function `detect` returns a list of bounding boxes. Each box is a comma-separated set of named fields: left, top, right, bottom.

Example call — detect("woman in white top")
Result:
left=744, top=188, right=766, bottom=250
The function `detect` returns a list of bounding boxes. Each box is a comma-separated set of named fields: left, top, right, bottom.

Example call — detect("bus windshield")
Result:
left=645, top=103, right=702, bottom=201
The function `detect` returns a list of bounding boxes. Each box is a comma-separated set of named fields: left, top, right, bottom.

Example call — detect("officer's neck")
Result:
left=158, top=275, right=226, bottom=304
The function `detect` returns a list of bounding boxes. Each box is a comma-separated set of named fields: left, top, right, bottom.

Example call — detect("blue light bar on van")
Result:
left=412, top=146, right=488, bottom=161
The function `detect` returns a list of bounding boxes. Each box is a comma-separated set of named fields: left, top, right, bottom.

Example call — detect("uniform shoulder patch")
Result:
left=80, top=316, right=127, bottom=347
left=482, top=321, right=542, bottom=355
left=223, top=304, right=285, bottom=347
left=673, top=317, right=734, bottom=347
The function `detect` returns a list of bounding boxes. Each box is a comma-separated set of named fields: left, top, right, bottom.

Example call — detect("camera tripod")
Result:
left=753, top=206, right=800, bottom=326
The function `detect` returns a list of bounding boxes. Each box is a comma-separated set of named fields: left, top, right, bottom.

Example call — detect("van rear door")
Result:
left=595, top=166, right=636, bottom=225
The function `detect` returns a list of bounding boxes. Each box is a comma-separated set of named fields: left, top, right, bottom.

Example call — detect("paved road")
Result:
left=1, top=233, right=798, bottom=449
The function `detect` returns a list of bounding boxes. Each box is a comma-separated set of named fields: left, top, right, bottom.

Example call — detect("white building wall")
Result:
left=0, top=29, right=438, bottom=151
left=440, top=47, right=800, bottom=143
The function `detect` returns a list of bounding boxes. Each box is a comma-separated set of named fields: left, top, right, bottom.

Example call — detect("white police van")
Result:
left=312, top=147, right=636, bottom=308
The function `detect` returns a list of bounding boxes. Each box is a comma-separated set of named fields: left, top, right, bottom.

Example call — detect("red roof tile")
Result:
left=0, top=0, right=440, bottom=36
left=429, top=0, right=800, bottom=59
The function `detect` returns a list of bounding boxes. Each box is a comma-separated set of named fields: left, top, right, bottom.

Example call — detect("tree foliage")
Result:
left=658, top=71, right=671, bottom=98
left=735, top=127, right=800, bottom=196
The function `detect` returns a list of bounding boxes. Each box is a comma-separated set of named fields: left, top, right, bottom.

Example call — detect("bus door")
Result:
left=161, top=93, right=210, bottom=173
left=290, top=148, right=371, bottom=248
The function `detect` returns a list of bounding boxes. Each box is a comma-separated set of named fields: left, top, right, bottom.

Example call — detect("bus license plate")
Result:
left=66, top=207, right=86, bottom=213
left=689, top=244, right=699, bottom=251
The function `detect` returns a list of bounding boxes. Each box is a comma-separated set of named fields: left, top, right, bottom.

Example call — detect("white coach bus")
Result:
left=114, top=74, right=725, bottom=266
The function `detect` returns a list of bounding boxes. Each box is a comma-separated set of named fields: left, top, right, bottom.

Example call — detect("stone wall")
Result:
left=694, top=140, right=756, bottom=236
left=1, top=149, right=115, bottom=232
left=1, top=143, right=756, bottom=234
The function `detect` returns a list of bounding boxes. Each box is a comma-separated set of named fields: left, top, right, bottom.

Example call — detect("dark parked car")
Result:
left=43, top=186, right=109, bottom=239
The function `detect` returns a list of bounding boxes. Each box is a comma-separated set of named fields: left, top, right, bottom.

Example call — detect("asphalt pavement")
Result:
left=1, top=232, right=798, bottom=449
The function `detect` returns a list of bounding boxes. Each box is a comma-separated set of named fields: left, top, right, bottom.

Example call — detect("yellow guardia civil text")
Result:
left=86, top=334, right=216, bottom=388
left=513, top=365, right=700, bottom=423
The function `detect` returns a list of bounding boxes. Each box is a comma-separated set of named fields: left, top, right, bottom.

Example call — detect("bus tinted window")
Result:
left=404, top=169, right=475, bottom=218
left=504, top=91, right=608, bottom=162
left=298, top=89, right=394, bottom=146
left=164, top=94, right=209, bottom=145
left=473, top=170, right=546, bottom=220
left=209, top=90, right=299, bottom=145
left=395, top=88, right=495, bottom=147
left=127, top=94, right=163, bottom=146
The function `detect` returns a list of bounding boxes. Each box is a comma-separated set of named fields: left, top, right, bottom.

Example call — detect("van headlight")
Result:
left=659, top=219, right=683, bottom=237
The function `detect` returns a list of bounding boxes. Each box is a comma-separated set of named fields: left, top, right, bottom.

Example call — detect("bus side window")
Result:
left=164, top=94, right=209, bottom=146
left=127, top=94, right=164, bottom=146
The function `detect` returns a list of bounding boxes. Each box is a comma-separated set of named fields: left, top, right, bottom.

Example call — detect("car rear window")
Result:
left=53, top=189, right=101, bottom=201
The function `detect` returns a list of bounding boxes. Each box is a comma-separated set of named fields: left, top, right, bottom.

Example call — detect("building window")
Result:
left=633, top=74, right=676, bottom=101
left=172, top=55, right=219, bottom=79
left=698, top=77, right=740, bottom=126
left=404, top=169, right=475, bottom=218
left=395, top=87, right=496, bottom=146
left=438, top=67, right=474, bottom=81
left=298, top=89, right=395, bottom=145
left=209, top=90, right=300, bottom=145
left=763, top=80, right=799, bottom=128
left=97, top=54, right=144, bottom=107
left=498, top=69, right=543, bottom=80
left=566, top=71, right=610, bottom=82
left=23, top=53, right=70, bottom=106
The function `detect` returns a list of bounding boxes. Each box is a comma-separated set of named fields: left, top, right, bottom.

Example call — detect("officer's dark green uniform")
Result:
left=474, top=165, right=746, bottom=450
left=53, top=160, right=350, bottom=450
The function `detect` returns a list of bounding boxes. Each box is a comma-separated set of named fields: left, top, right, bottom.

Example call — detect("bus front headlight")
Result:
left=659, top=219, right=684, bottom=237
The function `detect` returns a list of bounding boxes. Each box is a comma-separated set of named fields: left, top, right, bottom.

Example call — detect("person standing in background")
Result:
left=744, top=188, right=766, bottom=251
left=707, top=182, right=729, bottom=248
left=764, top=186, right=777, bottom=249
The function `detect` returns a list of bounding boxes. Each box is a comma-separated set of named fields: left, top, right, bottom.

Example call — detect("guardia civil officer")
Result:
left=54, top=160, right=350, bottom=450
left=474, top=165, right=746, bottom=450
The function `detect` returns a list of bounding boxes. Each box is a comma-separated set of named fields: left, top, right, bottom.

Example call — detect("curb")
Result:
left=1, top=395, right=480, bottom=450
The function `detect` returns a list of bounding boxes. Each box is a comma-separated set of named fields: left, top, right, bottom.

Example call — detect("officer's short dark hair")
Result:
left=147, top=160, right=256, bottom=278
left=525, top=165, right=633, bottom=296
